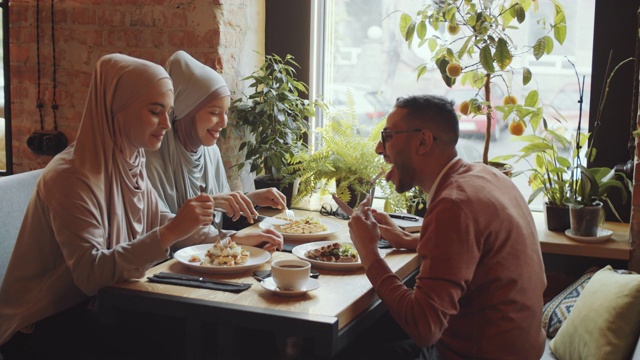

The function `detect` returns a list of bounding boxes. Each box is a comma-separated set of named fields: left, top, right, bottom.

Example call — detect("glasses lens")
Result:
left=335, top=210, right=350, bottom=220
left=320, top=204, right=332, bottom=216
left=381, top=131, right=387, bottom=151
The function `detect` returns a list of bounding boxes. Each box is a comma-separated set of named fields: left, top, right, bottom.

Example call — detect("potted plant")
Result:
left=228, top=53, right=323, bottom=205
left=399, top=0, right=567, bottom=169
left=562, top=56, right=634, bottom=237
left=285, top=100, right=391, bottom=209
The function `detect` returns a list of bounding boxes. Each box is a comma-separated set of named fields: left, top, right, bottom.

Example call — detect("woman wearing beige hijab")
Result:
left=146, top=50, right=288, bottom=231
left=0, top=54, right=248, bottom=359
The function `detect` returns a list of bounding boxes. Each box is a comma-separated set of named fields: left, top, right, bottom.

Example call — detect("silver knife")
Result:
left=332, top=194, right=354, bottom=216
left=153, top=272, right=249, bottom=287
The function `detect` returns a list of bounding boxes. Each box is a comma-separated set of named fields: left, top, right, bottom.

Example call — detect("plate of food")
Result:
left=259, top=216, right=342, bottom=242
left=173, top=241, right=271, bottom=274
left=292, top=240, right=378, bottom=270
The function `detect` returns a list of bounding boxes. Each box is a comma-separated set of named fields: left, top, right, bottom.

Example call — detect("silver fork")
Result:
left=200, top=184, right=231, bottom=243
left=212, top=211, right=231, bottom=243
left=369, top=168, right=385, bottom=203
left=284, top=208, right=295, bottom=220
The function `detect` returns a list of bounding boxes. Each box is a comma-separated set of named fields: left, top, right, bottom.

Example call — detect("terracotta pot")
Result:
left=544, top=204, right=570, bottom=232
left=568, top=202, right=603, bottom=237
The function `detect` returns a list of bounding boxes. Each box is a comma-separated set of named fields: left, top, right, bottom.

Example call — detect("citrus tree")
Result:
left=399, top=0, right=567, bottom=165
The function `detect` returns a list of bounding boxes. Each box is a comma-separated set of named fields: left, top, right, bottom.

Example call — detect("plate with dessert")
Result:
left=174, top=240, right=271, bottom=274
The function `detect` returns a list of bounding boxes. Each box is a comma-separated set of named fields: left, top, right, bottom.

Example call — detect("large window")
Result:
left=314, top=0, right=595, bottom=211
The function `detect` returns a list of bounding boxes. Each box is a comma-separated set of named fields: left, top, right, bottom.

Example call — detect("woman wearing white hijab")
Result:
left=146, top=50, right=288, bottom=229
left=0, top=54, right=250, bottom=358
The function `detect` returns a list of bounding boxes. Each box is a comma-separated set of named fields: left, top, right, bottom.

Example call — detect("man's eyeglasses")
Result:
left=320, top=203, right=350, bottom=220
left=380, top=129, right=423, bottom=152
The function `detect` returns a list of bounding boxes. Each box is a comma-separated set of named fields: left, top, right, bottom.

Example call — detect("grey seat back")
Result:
left=0, top=169, right=43, bottom=285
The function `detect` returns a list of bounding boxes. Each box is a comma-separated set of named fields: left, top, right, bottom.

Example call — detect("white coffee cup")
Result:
left=271, top=259, right=311, bottom=291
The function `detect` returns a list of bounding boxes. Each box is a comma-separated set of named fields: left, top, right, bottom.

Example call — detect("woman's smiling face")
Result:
left=195, top=95, right=231, bottom=147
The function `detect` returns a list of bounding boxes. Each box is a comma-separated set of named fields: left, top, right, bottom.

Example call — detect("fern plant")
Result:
left=284, top=95, right=391, bottom=207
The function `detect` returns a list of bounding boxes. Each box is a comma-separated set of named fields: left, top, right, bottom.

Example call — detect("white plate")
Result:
left=259, top=216, right=342, bottom=242
left=291, top=240, right=382, bottom=270
left=260, top=277, right=320, bottom=297
left=564, top=229, right=613, bottom=243
left=174, top=244, right=270, bottom=274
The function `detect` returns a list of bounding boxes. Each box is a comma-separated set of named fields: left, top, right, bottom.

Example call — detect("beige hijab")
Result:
left=146, top=51, right=231, bottom=220
left=39, top=53, right=171, bottom=249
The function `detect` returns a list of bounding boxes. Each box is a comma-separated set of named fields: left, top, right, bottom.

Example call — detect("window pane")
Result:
left=320, top=0, right=594, bottom=210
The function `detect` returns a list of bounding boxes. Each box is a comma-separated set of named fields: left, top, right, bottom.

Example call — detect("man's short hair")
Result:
left=394, top=94, right=459, bottom=144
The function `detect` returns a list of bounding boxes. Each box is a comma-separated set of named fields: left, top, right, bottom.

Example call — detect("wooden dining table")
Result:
left=97, top=209, right=420, bottom=359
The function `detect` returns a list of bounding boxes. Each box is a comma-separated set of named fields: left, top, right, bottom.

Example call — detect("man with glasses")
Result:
left=346, top=95, right=546, bottom=359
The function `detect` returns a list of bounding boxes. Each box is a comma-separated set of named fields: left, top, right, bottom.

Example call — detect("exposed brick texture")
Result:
left=7, top=0, right=264, bottom=192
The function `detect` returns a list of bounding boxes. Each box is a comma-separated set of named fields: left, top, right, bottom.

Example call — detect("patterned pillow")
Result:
left=542, top=267, right=635, bottom=338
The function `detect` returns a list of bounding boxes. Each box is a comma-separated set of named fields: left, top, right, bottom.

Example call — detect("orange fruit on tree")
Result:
left=509, top=121, right=526, bottom=136
left=459, top=100, right=471, bottom=115
left=503, top=95, right=518, bottom=105
left=446, top=63, right=462, bottom=78
left=447, top=23, right=460, bottom=36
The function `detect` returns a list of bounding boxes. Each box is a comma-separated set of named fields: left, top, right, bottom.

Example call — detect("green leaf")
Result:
left=399, top=13, right=413, bottom=39
left=544, top=36, right=554, bottom=55
left=524, top=90, right=539, bottom=107
left=494, top=38, right=512, bottom=70
left=479, top=45, right=496, bottom=73
left=417, top=21, right=427, bottom=40
left=428, top=38, right=438, bottom=52
left=416, top=64, right=428, bottom=80
left=553, top=23, right=566, bottom=46
left=532, top=37, right=547, bottom=60
left=514, top=4, right=525, bottom=24
left=522, top=67, right=532, bottom=85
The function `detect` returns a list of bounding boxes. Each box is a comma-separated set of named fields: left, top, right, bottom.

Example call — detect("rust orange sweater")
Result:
left=367, top=159, right=546, bottom=359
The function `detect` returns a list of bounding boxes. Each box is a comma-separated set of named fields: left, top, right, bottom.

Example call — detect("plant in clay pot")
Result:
left=399, top=0, right=567, bottom=171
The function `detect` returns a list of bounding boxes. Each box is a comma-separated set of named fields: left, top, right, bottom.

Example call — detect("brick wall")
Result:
left=8, top=0, right=264, bottom=191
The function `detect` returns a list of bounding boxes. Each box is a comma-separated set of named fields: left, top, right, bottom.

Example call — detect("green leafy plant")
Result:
left=399, top=0, right=567, bottom=165
left=229, top=53, right=322, bottom=180
left=284, top=96, right=391, bottom=207
left=495, top=126, right=580, bottom=207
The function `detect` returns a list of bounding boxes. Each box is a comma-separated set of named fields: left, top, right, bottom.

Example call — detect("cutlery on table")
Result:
left=389, top=213, right=421, bottom=222
left=368, top=168, right=385, bottom=202
left=148, top=272, right=252, bottom=292
left=332, top=194, right=354, bottom=216
left=284, top=208, right=295, bottom=220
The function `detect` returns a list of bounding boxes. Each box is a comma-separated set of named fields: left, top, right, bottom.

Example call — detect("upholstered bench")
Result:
left=0, top=169, right=43, bottom=285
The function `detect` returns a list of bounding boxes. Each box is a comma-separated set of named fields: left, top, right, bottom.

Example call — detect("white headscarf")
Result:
left=146, top=51, right=231, bottom=220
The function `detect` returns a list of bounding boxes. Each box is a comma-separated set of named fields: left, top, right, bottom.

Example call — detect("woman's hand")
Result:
left=231, top=227, right=284, bottom=253
left=160, top=194, right=215, bottom=248
left=247, top=188, right=288, bottom=210
left=212, top=191, right=258, bottom=223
